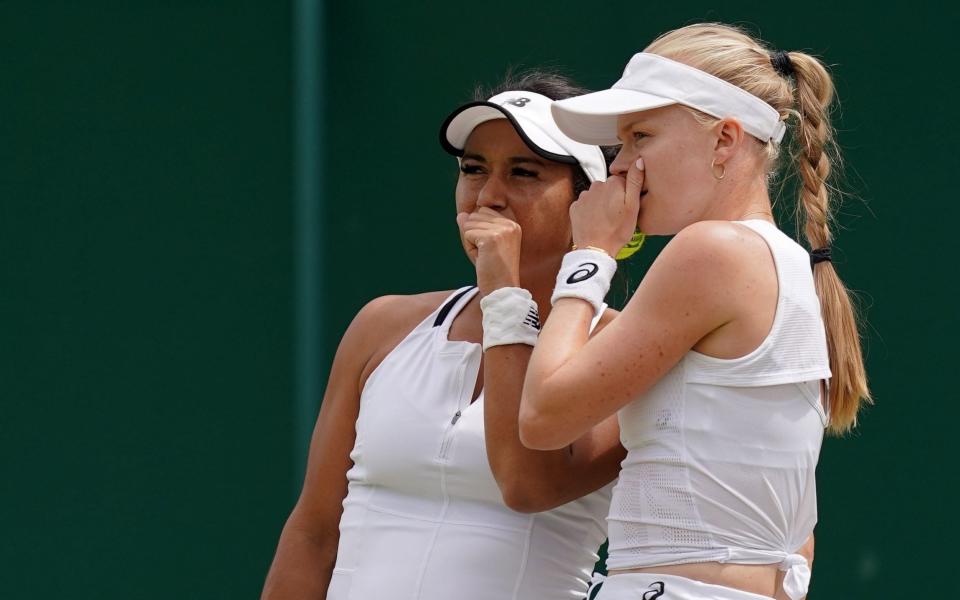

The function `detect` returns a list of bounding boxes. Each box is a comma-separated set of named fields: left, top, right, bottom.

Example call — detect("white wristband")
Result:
left=551, top=249, right=617, bottom=316
left=479, top=287, right=541, bottom=351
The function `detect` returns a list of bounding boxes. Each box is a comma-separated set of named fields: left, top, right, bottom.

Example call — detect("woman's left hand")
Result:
left=570, top=157, right=644, bottom=256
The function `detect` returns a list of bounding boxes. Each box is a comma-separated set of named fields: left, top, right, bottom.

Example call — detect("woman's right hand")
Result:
left=457, top=207, right=523, bottom=296
left=570, top=157, right=644, bottom=256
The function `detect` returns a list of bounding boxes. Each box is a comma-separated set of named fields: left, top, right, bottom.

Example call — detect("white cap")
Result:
left=551, top=53, right=787, bottom=146
left=440, top=91, right=608, bottom=182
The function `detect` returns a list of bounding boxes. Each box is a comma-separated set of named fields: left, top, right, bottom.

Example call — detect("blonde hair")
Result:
left=646, top=23, right=870, bottom=434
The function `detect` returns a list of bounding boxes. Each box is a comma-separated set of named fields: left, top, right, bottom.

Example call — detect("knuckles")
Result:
left=579, top=178, right=626, bottom=203
left=466, top=222, right=521, bottom=250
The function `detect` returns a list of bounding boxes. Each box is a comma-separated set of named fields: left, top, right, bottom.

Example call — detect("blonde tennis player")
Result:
left=512, top=23, right=869, bottom=600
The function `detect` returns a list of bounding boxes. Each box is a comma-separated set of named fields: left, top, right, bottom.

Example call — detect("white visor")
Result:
left=441, top=91, right=607, bottom=182
left=551, top=53, right=787, bottom=146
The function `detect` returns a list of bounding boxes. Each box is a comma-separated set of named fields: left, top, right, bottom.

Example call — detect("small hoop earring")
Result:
left=711, top=159, right=725, bottom=181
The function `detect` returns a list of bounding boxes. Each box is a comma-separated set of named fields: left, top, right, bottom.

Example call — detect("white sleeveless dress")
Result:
left=329, top=286, right=613, bottom=600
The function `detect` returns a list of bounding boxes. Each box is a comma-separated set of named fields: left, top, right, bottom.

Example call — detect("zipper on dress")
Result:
left=438, top=341, right=481, bottom=460
left=438, top=415, right=458, bottom=460
left=438, top=404, right=463, bottom=459
left=438, top=360, right=468, bottom=460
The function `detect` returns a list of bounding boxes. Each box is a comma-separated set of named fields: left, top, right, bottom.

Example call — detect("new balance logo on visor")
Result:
left=505, top=97, right=531, bottom=107
left=523, top=307, right=541, bottom=330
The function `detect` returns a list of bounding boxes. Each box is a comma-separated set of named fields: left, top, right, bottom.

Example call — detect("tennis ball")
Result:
left=616, top=230, right=646, bottom=260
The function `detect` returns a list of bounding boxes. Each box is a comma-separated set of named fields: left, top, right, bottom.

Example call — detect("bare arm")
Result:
left=520, top=217, right=758, bottom=450
left=261, top=295, right=435, bottom=599
left=483, top=331, right=625, bottom=513
left=458, top=208, right=625, bottom=513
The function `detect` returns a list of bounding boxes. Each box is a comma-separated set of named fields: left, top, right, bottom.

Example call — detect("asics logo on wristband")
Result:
left=642, top=581, right=665, bottom=600
left=566, top=262, right=599, bottom=284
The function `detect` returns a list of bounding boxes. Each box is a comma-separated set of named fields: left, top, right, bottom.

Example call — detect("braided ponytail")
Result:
left=788, top=51, right=871, bottom=433
left=646, top=23, right=871, bottom=434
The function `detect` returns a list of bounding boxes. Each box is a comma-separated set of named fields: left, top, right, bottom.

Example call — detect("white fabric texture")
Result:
left=593, top=573, right=776, bottom=600
left=479, top=287, right=540, bottom=350
left=329, top=287, right=612, bottom=600
left=551, top=53, right=786, bottom=146
left=606, top=220, right=831, bottom=600
left=552, top=249, right=618, bottom=317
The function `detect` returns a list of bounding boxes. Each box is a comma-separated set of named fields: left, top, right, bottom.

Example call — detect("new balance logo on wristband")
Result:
left=566, top=262, right=599, bottom=284
left=479, top=287, right=541, bottom=351
left=523, top=307, right=541, bottom=330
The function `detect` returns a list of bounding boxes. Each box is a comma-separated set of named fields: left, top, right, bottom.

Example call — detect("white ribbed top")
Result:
left=606, top=220, right=831, bottom=600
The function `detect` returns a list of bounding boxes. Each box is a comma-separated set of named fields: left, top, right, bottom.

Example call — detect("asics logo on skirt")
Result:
left=643, top=581, right=665, bottom=599
left=588, top=578, right=665, bottom=599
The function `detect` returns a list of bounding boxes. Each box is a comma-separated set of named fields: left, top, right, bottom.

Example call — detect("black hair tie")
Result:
left=810, top=247, right=832, bottom=268
left=771, top=50, right=795, bottom=78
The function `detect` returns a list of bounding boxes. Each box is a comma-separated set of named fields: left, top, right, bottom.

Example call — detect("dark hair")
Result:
left=473, top=69, right=619, bottom=195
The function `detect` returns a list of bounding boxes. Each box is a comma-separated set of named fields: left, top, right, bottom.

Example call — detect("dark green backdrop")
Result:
left=3, top=1, right=956, bottom=597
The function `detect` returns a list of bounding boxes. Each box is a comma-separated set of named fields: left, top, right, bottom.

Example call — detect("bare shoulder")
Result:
left=346, top=290, right=460, bottom=385
left=352, top=290, right=453, bottom=333
left=621, top=220, right=776, bottom=332
left=660, top=220, right=769, bottom=269
left=642, top=221, right=772, bottom=292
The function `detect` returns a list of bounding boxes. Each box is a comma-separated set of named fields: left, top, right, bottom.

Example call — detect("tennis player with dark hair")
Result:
left=515, top=23, right=869, bottom=600
left=261, top=73, right=628, bottom=600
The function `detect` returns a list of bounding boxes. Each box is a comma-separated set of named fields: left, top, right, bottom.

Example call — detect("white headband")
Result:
left=440, top=91, right=608, bottom=183
left=551, top=53, right=787, bottom=145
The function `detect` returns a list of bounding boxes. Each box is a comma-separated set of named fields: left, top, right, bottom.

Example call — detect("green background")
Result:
left=3, top=1, right=954, bottom=597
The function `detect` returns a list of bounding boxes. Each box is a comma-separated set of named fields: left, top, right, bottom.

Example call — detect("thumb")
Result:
left=624, top=157, right=645, bottom=211
left=456, top=211, right=469, bottom=232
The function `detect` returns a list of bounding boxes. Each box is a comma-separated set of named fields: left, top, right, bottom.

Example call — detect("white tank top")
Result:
left=328, top=287, right=612, bottom=600
left=606, top=220, right=831, bottom=600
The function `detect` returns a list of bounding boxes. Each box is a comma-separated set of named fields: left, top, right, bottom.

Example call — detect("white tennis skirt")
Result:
left=587, top=573, right=775, bottom=600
